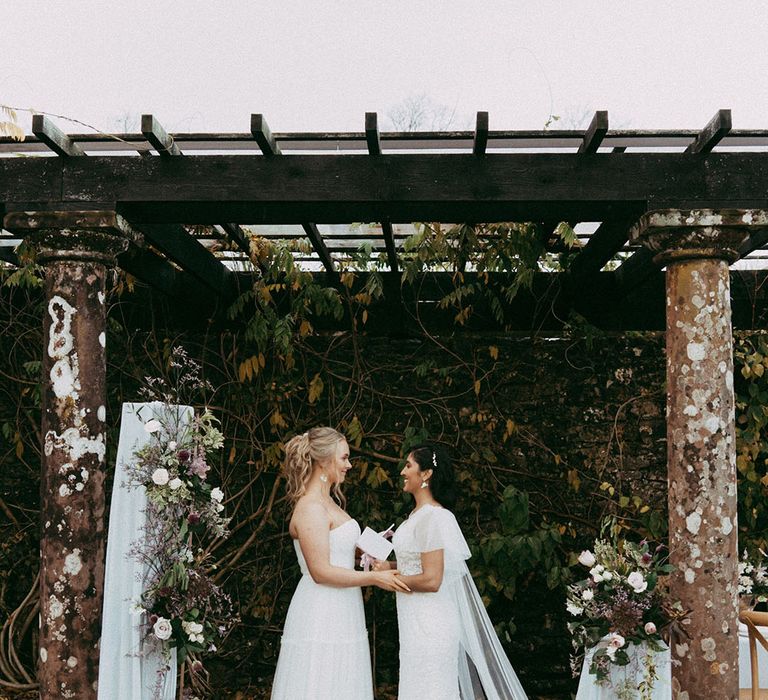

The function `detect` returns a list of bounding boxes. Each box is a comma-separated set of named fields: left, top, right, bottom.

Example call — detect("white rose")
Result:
left=210, top=487, right=224, bottom=503
left=582, top=589, right=594, bottom=601
left=153, top=617, right=172, bottom=641
left=144, top=419, right=162, bottom=433
left=578, top=550, right=596, bottom=567
left=168, top=478, right=183, bottom=491
left=602, top=571, right=613, bottom=581
left=151, top=468, right=170, bottom=486
left=644, top=621, right=657, bottom=635
left=168, top=441, right=177, bottom=451
left=627, top=571, right=648, bottom=593
left=566, top=601, right=583, bottom=616
left=608, top=632, right=626, bottom=650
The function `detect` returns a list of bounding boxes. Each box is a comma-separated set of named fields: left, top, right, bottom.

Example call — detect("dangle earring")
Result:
left=420, top=480, right=429, bottom=489
left=320, top=471, right=329, bottom=484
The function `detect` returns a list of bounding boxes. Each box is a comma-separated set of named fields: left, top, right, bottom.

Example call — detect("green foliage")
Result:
left=735, top=332, right=768, bottom=553
left=475, top=486, right=566, bottom=602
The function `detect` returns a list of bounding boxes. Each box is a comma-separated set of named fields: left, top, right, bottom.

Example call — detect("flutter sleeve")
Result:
left=414, top=508, right=471, bottom=563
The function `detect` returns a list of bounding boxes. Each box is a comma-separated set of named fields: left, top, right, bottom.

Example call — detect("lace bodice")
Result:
left=293, top=518, right=360, bottom=574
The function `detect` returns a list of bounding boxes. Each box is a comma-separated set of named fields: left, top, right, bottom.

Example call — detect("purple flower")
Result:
left=641, top=553, right=653, bottom=566
left=149, top=613, right=158, bottom=624
left=188, top=512, right=201, bottom=525
left=177, top=449, right=191, bottom=462
left=187, top=455, right=210, bottom=480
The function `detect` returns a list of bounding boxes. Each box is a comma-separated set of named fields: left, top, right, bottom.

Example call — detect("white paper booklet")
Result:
left=356, top=525, right=394, bottom=561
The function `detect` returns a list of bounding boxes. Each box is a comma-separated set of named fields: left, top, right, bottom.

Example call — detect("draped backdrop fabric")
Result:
left=98, top=402, right=191, bottom=700
left=575, top=641, right=671, bottom=699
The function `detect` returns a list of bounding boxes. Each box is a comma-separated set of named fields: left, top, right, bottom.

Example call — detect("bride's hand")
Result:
left=372, top=559, right=391, bottom=572
left=372, top=569, right=411, bottom=593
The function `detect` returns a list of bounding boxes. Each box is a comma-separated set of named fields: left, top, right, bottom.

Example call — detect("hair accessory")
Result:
left=432, top=451, right=438, bottom=468
left=420, top=480, right=429, bottom=489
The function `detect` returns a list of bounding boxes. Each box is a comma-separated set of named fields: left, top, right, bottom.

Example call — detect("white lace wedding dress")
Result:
left=270, top=519, right=373, bottom=700
left=393, top=504, right=528, bottom=700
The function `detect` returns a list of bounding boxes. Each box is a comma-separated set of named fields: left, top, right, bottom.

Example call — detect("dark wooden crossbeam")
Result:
left=614, top=247, right=657, bottom=296
left=218, top=223, right=251, bottom=255
left=32, top=115, right=85, bottom=157
left=381, top=221, right=399, bottom=272
left=365, top=112, right=381, bottom=155
left=473, top=112, right=489, bottom=156
left=4, top=153, right=768, bottom=224
left=301, top=223, right=336, bottom=275
left=578, top=111, right=609, bottom=154
left=364, top=114, right=397, bottom=271
left=119, top=245, right=202, bottom=300
left=250, top=114, right=282, bottom=156
left=567, top=213, right=642, bottom=280
left=0, top=246, right=19, bottom=266
left=141, top=114, right=181, bottom=157
left=249, top=115, right=333, bottom=274
left=685, top=109, right=732, bottom=154
left=739, top=229, right=768, bottom=258
left=132, top=222, right=235, bottom=297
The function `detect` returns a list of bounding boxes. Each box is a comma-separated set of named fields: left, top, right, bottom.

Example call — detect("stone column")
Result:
left=3, top=212, right=134, bottom=700
left=631, top=209, right=768, bottom=700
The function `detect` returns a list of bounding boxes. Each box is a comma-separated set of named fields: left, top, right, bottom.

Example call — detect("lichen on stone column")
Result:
left=3, top=211, right=134, bottom=700
left=631, top=209, right=768, bottom=700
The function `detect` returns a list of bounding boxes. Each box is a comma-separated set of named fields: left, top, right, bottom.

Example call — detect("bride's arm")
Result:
left=394, top=550, right=444, bottom=593
left=295, top=502, right=410, bottom=591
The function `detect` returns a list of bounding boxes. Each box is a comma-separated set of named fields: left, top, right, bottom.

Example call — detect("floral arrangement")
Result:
left=739, top=549, right=768, bottom=605
left=566, top=528, right=682, bottom=696
left=126, top=348, right=237, bottom=696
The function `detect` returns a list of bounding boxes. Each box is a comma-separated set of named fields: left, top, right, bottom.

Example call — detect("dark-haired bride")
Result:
left=270, top=426, right=410, bottom=700
left=375, top=443, right=528, bottom=700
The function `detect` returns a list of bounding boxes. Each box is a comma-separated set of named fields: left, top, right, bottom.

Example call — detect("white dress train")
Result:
left=270, top=519, right=373, bottom=700
left=392, top=504, right=528, bottom=700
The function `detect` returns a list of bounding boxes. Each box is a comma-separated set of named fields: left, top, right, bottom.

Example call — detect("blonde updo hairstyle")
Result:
left=283, top=426, right=347, bottom=507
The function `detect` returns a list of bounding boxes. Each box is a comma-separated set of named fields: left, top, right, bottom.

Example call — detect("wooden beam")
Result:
left=4, top=153, right=768, bottom=224
left=301, top=223, right=336, bottom=275
left=381, top=221, right=398, bottom=272
left=0, top=247, right=19, bottom=266
left=568, top=214, right=641, bottom=279
left=473, top=111, right=489, bottom=156
left=250, top=114, right=282, bottom=156
left=685, top=109, right=732, bottom=154
left=614, top=247, right=658, bottom=295
left=739, top=229, right=768, bottom=258
left=131, top=222, right=235, bottom=297
left=365, top=112, right=381, bottom=156
left=578, top=111, right=609, bottom=154
left=218, top=223, right=251, bottom=255
left=141, top=114, right=182, bottom=157
left=32, top=115, right=85, bottom=157
left=118, top=245, right=206, bottom=302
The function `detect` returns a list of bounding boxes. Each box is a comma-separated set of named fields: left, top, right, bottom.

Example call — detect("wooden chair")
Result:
left=739, top=610, right=768, bottom=700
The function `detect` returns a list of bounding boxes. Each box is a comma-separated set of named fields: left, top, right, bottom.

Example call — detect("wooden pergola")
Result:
left=2, top=108, right=768, bottom=699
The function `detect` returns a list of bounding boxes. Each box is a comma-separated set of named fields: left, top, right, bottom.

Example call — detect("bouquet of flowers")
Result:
left=566, top=530, right=681, bottom=692
left=739, top=549, right=768, bottom=605
left=126, top=351, right=237, bottom=695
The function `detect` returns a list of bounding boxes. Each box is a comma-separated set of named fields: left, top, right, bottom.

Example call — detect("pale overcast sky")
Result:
left=3, top=1, right=768, bottom=135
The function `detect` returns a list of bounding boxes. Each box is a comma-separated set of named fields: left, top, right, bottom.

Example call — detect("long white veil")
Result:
left=451, top=562, right=528, bottom=700
left=413, top=507, right=528, bottom=700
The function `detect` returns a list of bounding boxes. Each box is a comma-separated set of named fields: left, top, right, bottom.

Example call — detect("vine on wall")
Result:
left=1, top=223, right=766, bottom=698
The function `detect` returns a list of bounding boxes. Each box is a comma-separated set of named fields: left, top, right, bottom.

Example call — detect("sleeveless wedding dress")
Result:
left=393, top=504, right=528, bottom=700
left=270, top=518, right=373, bottom=700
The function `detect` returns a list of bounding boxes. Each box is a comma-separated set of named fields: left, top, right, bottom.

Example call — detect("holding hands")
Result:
left=371, top=567, right=410, bottom=592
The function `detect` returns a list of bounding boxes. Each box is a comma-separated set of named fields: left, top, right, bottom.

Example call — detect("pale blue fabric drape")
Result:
left=98, top=402, right=191, bottom=700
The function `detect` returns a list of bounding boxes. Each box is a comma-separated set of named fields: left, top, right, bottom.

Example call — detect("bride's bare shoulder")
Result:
left=290, top=495, right=330, bottom=530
